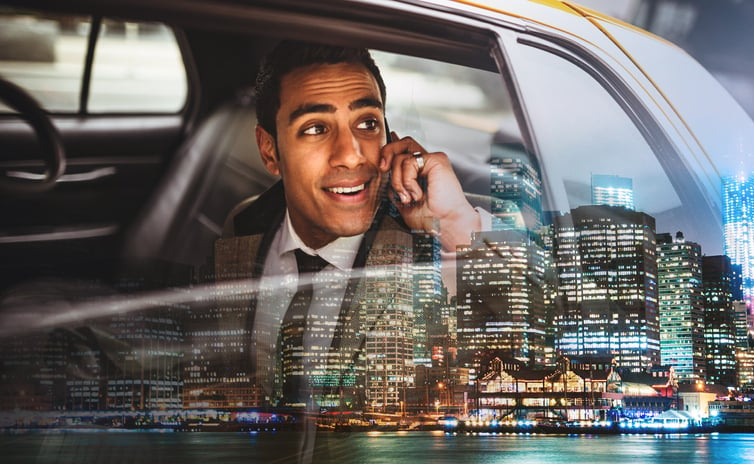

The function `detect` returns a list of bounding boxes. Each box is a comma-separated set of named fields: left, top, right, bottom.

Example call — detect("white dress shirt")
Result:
left=252, top=206, right=491, bottom=403
left=253, top=210, right=362, bottom=403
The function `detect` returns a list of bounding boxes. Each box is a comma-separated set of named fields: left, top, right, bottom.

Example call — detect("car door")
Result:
left=0, top=11, right=192, bottom=288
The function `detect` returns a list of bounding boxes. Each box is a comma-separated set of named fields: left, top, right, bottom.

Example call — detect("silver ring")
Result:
left=412, top=151, right=424, bottom=172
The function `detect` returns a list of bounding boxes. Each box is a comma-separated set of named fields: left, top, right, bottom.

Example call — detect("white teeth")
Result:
left=327, top=184, right=366, bottom=194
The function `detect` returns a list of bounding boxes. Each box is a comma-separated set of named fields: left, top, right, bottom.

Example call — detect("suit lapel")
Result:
left=215, top=186, right=414, bottom=409
left=213, top=182, right=285, bottom=400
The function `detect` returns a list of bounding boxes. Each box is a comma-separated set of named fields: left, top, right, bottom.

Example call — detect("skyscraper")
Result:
left=735, top=301, right=750, bottom=348
left=553, top=205, right=660, bottom=371
left=362, top=230, right=415, bottom=412
left=105, top=309, right=183, bottom=410
left=490, top=134, right=543, bottom=231
left=591, top=174, right=634, bottom=210
left=456, top=229, right=548, bottom=375
left=702, top=255, right=739, bottom=387
left=656, top=232, right=705, bottom=383
left=413, top=233, right=443, bottom=367
left=182, top=269, right=265, bottom=409
left=723, top=174, right=754, bottom=309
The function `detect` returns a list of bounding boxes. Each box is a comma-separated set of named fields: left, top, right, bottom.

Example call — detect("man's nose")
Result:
left=330, top=127, right=365, bottom=168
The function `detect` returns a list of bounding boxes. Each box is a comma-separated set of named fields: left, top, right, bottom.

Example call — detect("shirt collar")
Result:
left=279, top=210, right=363, bottom=271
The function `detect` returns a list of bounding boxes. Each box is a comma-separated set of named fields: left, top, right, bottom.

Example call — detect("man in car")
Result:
left=215, top=40, right=488, bottom=423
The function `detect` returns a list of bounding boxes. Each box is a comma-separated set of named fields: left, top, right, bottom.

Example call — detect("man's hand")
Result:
left=379, top=132, right=481, bottom=251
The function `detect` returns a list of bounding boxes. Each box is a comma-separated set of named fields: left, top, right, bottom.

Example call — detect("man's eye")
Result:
left=357, top=119, right=379, bottom=131
left=301, top=124, right=326, bottom=136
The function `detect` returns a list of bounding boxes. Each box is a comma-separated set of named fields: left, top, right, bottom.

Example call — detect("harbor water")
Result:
left=2, top=430, right=754, bottom=464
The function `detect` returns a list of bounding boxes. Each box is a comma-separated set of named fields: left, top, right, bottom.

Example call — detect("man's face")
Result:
left=258, top=62, right=387, bottom=249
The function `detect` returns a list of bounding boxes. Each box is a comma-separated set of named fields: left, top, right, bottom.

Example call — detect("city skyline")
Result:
left=2, top=167, right=754, bottom=417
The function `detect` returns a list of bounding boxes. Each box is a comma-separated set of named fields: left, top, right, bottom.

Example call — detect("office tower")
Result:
left=0, top=331, right=67, bottom=411
left=737, top=348, right=754, bottom=391
left=537, top=217, right=560, bottom=368
left=734, top=301, right=750, bottom=348
left=437, top=290, right=456, bottom=340
left=104, top=309, right=183, bottom=410
left=424, top=289, right=456, bottom=364
left=456, top=229, right=548, bottom=377
left=702, top=255, right=739, bottom=387
left=731, top=263, right=744, bottom=301
left=183, top=252, right=265, bottom=409
left=490, top=132, right=543, bottom=231
left=362, top=229, right=415, bottom=412
left=66, top=275, right=185, bottom=411
left=723, top=175, right=754, bottom=309
left=413, top=233, right=443, bottom=367
left=656, top=232, right=705, bottom=383
left=553, top=205, right=660, bottom=372
left=286, top=263, right=359, bottom=409
left=591, top=174, right=635, bottom=210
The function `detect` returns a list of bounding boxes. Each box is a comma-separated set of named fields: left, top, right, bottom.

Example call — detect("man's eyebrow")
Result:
left=288, top=103, right=336, bottom=125
left=287, top=98, right=383, bottom=125
left=349, top=97, right=383, bottom=111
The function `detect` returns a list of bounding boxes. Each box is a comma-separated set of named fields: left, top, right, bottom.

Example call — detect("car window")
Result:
left=0, top=11, right=89, bottom=112
left=509, top=42, right=681, bottom=231
left=88, top=20, right=187, bottom=113
left=508, top=40, right=673, bottom=371
left=499, top=33, right=736, bottom=385
left=597, top=18, right=754, bottom=185
left=0, top=10, right=187, bottom=113
left=1, top=3, right=752, bottom=459
left=372, top=50, right=519, bottom=200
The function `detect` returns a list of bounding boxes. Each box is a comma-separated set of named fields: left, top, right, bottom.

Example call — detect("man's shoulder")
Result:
left=222, top=181, right=286, bottom=237
left=214, top=234, right=266, bottom=280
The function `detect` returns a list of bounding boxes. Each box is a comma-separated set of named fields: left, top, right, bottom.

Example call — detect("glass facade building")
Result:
left=656, top=232, right=705, bottom=383
left=490, top=134, right=543, bottom=232
left=553, top=205, right=660, bottom=372
left=456, top=230, right=548, bottom=376
left=723, top=175, right=754, bottom=309
left=702, top=255, right=739, bottom=387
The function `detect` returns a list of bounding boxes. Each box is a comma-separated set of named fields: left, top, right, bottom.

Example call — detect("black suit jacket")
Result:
left=215, top=180, right=414, bottom=408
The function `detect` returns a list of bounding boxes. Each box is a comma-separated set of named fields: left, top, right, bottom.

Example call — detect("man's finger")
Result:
left=381, top=132, right=419, bottom=170
left=399, top=152, right=424, bottom=202
left=390, top=152, right=409, bottom=203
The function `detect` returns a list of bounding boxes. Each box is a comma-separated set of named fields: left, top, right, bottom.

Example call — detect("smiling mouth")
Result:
left=325, top=182, right=367, bottom=195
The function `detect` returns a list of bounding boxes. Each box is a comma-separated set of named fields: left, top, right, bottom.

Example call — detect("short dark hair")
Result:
left=254, top=40, right=387, bottom=138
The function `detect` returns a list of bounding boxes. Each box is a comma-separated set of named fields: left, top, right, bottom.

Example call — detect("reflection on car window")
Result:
left=598, top=18, right=754, bottom=184
left=373, top=50, right=518, bottom=198
left=505, top=41, right=736, bottom=386
left=511, top=45, right=680, bottom=219
left=0, top=45, right=530, bottom=431
left=0, top=20, right=749, bottom=460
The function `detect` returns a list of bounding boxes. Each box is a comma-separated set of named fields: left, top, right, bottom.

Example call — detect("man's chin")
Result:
left=331, top=222, right=372, bottom=239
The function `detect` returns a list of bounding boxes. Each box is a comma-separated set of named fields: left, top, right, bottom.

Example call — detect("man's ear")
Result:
left=256, top=125, right=280, bottom=176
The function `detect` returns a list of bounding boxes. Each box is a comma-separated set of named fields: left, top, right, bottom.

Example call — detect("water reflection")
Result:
left=3, top=432, right=754, bottom=464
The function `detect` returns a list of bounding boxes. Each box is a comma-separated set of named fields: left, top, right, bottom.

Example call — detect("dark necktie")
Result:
left=280, top=249, right=329, bottom=405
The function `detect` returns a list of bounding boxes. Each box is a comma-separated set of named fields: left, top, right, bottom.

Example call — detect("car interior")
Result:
left=0, top=1, right=514, bottom=326
left=0, top=0, right=726, bottom=329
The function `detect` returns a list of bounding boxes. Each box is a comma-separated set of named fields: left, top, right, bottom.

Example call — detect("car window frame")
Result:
left=491, top=23, right=723, bottom=245
left=0, top=11, right=195, bottom=118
